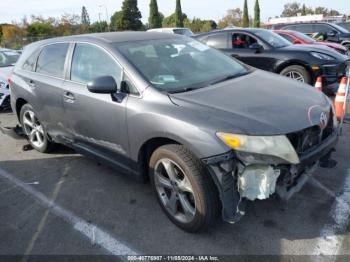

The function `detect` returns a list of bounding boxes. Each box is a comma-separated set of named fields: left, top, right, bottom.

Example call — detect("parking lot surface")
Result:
left=1, top=111, right=350, bottom=259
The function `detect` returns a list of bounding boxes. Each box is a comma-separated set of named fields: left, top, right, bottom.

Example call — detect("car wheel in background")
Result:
left=20, top=104, right=54, bottom=153
left=280, top=65, right=312, bottom=85
left=149, top=144, right=219, bottom=232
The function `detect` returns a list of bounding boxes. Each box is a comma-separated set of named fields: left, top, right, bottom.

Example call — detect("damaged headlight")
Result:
left=216, top=133, right=300, bottom=164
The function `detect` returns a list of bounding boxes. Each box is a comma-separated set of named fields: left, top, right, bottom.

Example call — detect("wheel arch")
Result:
left=137, top=137, right=181, bottom=181
left=15, top=98, right=28, bottom=121
left=276, top=60, right=314, bottom=83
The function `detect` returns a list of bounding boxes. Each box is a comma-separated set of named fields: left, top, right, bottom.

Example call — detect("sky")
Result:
left=0, top=0, right=349, bottom=25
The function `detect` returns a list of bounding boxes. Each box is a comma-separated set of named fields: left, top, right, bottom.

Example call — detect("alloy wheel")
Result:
left=285, top=71, right=305, bottom=82
left=22, top=110, right=45, bottom=148
left=154, top=158, right=196, bottom=224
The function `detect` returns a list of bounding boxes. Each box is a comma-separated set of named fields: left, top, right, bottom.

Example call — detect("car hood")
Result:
left=280, top=44, right=346, bottom=59
left=169, top=70, right=332, bottom=136
left=313, top=41, right=347, bottom=51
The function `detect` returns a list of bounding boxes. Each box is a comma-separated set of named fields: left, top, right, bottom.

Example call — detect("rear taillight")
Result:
left=7, top=70, right=13, bottom=87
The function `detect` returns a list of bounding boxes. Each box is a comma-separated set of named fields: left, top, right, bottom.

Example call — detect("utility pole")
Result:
left=99, top=4, right=110, bottom=32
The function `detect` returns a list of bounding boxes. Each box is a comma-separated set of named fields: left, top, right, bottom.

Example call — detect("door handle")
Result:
left=63, top=91, right=75, bottom=102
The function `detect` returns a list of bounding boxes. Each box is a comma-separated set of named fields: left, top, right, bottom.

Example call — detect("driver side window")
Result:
left=232, top=33, right=258, bottom=49
left=71, top=43, right=122, bottom=85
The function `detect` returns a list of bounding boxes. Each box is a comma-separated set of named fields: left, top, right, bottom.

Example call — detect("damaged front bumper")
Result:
left=202, top=130, right=338, bottom=224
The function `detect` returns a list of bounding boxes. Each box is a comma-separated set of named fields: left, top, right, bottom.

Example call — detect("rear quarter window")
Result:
left=205, top=33, right=228, bottom=49
left=22, top=50, right=40, bottom=71
left=36, top=43, right=69, bottom=78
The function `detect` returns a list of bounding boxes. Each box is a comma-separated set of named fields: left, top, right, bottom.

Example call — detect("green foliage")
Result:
left=184, top=18, right=217, bottom=33
left=27, top=21, right=54, bottom=37
left=149, top=0, right=162, bottom=29
left=117, top=0, right=143, bottom=31
left=81, top=6, right=90, bottom=25
left=242, top=0, right=249, bottom=27
left=110, top=11, right=123, bottom=31
left=301, top=4, right=307, bottom=16
left=253, top=0, right=260, bottom=28
left=175, top=0, right=184, bottom=27
left=281, top=2, right=340, bottom=17
left=89, top=21, right=108, bottom=33
left=163, top=13, right=187, bottom=27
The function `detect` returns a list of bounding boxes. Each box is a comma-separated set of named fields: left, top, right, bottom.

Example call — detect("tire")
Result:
left=149, top=144, right=219, bottom=232
left=280, top=65, right=312, bottom=85
left=20, top=104, right=54, bottom=153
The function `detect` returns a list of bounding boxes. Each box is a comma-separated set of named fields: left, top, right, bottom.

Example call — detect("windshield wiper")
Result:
left=168, top=87, right=199, bottom=94
left=209, top=72, right=249, bottom=86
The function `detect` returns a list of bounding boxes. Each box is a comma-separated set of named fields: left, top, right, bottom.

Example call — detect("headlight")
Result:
left=216, top=133, right=300, bottom=164
left=311, top=52, right=335, bottom=61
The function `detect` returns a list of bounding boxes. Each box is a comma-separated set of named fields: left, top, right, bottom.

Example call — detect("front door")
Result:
left=62, top=43, right=131, bottom=169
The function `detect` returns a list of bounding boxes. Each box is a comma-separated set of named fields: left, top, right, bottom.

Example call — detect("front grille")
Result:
left=287, top=109, right=334, bottom=155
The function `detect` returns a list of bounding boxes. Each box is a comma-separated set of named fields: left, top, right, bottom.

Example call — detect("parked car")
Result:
left=147, top=27, right=194, bottom=36
left=274, top=30, right=349, bottom=56
left=0, top=48, right=21, bottom=110
left=10, top=32, right=338, bottom=232
left=195, top=28, right=350, bottom=90
left=276, top=22, right=350, bottom=50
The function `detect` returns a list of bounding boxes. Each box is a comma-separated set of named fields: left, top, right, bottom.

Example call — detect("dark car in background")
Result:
left=9, top=32, right=338, bottom=232
left=274, top=30, right=349, bottom=55
left=195, top=28, right=350, bottom=90
left=276, top=22, right=350, bottom=50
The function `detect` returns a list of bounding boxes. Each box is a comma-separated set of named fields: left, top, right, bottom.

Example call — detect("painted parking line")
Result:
left=309, top=171, right=350, bottom=261
left=0, top=167, right=140, bottom=257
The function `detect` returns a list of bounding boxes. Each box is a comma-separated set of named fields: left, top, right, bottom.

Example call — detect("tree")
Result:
left=281, top=2, right=301, bottom=17
left=301, top=4, right=306, bottom=16
left=218, top=8, right=242, bottom=28
left=242, top=0, right=249, bottom=27
left=117, top=0, right=142, bottom=31
left=253, top=0, right=260, bottom=28
left=90, top=21, right=108, bottom=33
left=163, top=13, right=187, bottom=27
left=110, top=11, right=123, bottom=31
left=149, top=0, right=162, bottom=29
left=175, top=0, right=184, bottom=27
left=81, top=6, right=90, bottom=25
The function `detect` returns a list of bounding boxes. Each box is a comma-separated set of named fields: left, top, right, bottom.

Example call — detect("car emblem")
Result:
left=319, top=112, right=328, bottom=129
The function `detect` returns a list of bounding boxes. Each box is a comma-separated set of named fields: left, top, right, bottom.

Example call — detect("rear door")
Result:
left=61, top=43, right=131, bottom=169
left=23, top=43, right=70, bottom=138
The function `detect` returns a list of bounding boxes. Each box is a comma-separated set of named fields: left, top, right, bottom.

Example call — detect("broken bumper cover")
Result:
left=202, top=130, right=338, bottom=224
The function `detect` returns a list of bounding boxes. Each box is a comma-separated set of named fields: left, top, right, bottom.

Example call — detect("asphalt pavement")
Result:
left=0, top=110, right=350, bottom=261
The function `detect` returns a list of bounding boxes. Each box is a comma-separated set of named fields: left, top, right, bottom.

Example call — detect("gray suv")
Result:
left=10, top=32, right=338, bottom=232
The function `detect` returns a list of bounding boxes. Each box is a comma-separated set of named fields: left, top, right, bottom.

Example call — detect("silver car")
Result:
left=0, top=49, right=21, bottom=109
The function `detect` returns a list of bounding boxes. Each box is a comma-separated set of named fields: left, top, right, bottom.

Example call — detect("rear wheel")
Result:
left=20, top=104, right=54, bottom=153
left=149, top=144, right=219, bottom=232
left=280, top=65, right=311, bottom=84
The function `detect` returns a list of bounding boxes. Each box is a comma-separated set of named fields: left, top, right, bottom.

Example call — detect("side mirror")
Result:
left=293, top=40, right=302, bottom=44
left=87, top=76, right=118, bottom=94
left=327, top=31, right=337, bottom=37
left=249, top=43, right=263, bottom=53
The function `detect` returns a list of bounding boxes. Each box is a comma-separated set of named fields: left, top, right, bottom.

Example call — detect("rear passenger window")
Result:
left=36, top=43, right=69, bottom=78
left=295, top=24, right=313, bottom=34
left=22, top=50, right=40, bottom=71
left=279, top=34, right=295, bottom=43
left=70, top=43, right=122, bottom=84
left=206, top=33, right=228, bottom=49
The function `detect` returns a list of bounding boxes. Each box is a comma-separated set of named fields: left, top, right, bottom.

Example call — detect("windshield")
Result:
left=116, top=39, right=249, bottom=93
left=0, top=51, right=20, bottom=67
left=291, top=31, right=316, bottom=42
left=331, top=23, right=349, bottom=34
left=253, top=30, right=291, bottom=48
left=173, top=29, right=194, bottom=36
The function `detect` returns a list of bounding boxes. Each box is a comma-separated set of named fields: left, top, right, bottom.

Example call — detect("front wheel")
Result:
left=280, top=65, right=311, bottom=85
left=149, top=144, right=219, bottom=232
left=20, top=104, right=54, bottom=153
